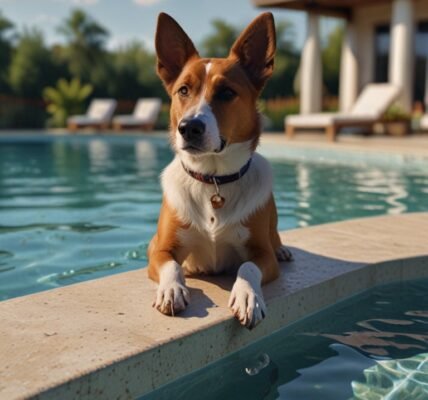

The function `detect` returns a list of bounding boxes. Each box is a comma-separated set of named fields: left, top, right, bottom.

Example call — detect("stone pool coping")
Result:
left=1, top=213, right=428, bottom=400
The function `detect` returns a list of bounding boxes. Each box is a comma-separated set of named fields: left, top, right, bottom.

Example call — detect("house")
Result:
left=253, top=0, right=428, bottom=115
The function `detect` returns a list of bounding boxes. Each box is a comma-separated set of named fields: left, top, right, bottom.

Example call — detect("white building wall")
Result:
left=354, top=3, right=392, bottom=91
left=353, top=0, right=428, bottom=98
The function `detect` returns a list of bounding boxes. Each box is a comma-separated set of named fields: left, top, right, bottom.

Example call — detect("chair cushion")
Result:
left=87, top=99, right=117, bottom=121
left=350, top=84, right=401, bottom=118
left=133, top=98, right=162, bottom=122
left=286, top=113, right=338, bottom=127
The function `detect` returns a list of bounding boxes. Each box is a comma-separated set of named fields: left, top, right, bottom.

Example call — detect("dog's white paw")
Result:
left=153, top=281, right=190, bottom=316
left=276, top=245, right=293, bottom=262
left=229, top=281, right=266, bottom=329
left=229, top=263, right=266, bottom=329
left=153, top=260, right=190, bottom=316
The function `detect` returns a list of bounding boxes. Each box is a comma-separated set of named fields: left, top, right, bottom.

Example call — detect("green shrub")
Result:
left=259, top=98, right=299, bottom=131
left=43, top=78, right=92, bottom=127
left=383, top=105, right=411, bottom=122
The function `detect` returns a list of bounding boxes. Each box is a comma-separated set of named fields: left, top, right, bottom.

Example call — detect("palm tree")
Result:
left=58, top=9, right=109, bottom=81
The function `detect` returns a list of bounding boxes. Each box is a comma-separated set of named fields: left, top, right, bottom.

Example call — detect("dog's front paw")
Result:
left=228, top=280, right=266, bottom=330
left=276, top=244, right=293, bottom=261
left=153, top=282, right=190, bottom=316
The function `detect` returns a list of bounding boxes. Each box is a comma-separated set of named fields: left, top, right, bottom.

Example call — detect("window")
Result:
left=374, top=25, right=390, bottom=83
left=414, top=22, right=428, bottom=108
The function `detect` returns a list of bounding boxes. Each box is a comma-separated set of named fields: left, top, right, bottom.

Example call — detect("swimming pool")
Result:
left=1, top=135, right=428, bottom=300
left=141, top=278, right=428, bottom=400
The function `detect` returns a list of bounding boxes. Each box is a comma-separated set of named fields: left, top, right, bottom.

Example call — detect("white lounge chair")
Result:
left=112, top=98, right=162, bottom=131
left=420, top=114, right=428, bottom=130
left=67, top=99, right=117, bottom=131
left=285, top=84, right=401, bottom=141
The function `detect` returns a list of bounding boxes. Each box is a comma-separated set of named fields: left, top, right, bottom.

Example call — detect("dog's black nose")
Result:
left=178, top=118, right=205, bottom=140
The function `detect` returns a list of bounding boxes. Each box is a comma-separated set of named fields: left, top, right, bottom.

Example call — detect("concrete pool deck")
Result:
left=1, top=213, right=427, bottom=400
left=3, top=129, right=428, bottom=155
left=262, top=132, right=428, bottom=160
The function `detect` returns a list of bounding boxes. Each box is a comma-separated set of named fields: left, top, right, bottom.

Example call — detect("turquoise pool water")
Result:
left=1, top=135, right=428, bottom=300
left=142, top=279, right=428, bottom=400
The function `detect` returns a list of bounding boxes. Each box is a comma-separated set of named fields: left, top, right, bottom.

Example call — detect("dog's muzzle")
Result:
left=178, top=117, right=205, bottom=145
left=178, top=117, right=225, bottom=153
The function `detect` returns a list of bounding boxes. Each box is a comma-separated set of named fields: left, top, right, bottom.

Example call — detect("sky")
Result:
left=0, top=0, right=306, bottom=50
left=0, top=0, right=340, bottom=52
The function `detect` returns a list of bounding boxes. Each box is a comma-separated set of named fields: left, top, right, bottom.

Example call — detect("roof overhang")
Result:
left=252, top=0, right=392, bottom=19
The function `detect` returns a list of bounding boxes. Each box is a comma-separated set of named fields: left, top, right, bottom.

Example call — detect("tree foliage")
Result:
left=322, top=25, right=344, bottom=96
left=57, top=8, right=109, bottom=83
left=200, top=20, right=238, bottom=58
left=264, top=20, right=299, bottom=98
left=110, top=42, right=165, bottom=100
left=9, top=28, right=58, bottom=97
left=0, top=8, right=343, bottom=128
left=0, top=12, right=15, bottom=92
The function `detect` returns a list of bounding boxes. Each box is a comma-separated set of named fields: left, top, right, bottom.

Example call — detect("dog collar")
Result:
left=181, top=157, right=252, bottom=209
left=181, top=157, right=252, bottom=185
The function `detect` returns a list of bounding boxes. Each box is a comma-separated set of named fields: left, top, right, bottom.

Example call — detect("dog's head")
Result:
left=155, top=13, right=276, bottom=167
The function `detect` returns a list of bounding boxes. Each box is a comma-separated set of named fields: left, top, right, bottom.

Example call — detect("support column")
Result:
left=300, top=12, right=322, bottom=114
left=339, top=21, right=358, bottom=112
left=389, top=0, right=414, bottom=112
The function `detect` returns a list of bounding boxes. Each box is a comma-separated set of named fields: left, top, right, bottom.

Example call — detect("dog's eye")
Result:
left=178, top=86, right=189, bottom=97
left=215, top=87, right=237, bottom=101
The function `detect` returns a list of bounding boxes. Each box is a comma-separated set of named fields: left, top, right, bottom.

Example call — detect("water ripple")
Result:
left=1, top=138, right=428, bottom=300
left=37, top=261, right=124, bottom=285
left=0, top=222, right=116, bottom=234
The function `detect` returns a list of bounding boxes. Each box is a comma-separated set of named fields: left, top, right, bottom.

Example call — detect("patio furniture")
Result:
left=112, top=98, right=162, bottom=131
left=285, top=84, right=401, bottom=141
left=420, top=114, right=428, bottom=130
left=67, top=99, right=117, bottom=131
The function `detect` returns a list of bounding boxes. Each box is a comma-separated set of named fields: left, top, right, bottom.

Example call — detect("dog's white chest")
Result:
left=175, top=219, right=250, bottom=275
left=162, top=152, right=273, bottom=275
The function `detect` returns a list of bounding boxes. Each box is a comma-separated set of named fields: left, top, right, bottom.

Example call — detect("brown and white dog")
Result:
left=148, top=12, right=292, bottom=329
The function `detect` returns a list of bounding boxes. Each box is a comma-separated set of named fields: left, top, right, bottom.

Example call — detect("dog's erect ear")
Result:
left=155, top=13, right=199, bottom=91
left=229, top=12, right=276, bottom=91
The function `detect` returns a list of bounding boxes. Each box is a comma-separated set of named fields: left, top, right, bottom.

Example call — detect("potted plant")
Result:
left=382, top=105, right=412, bottom=136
